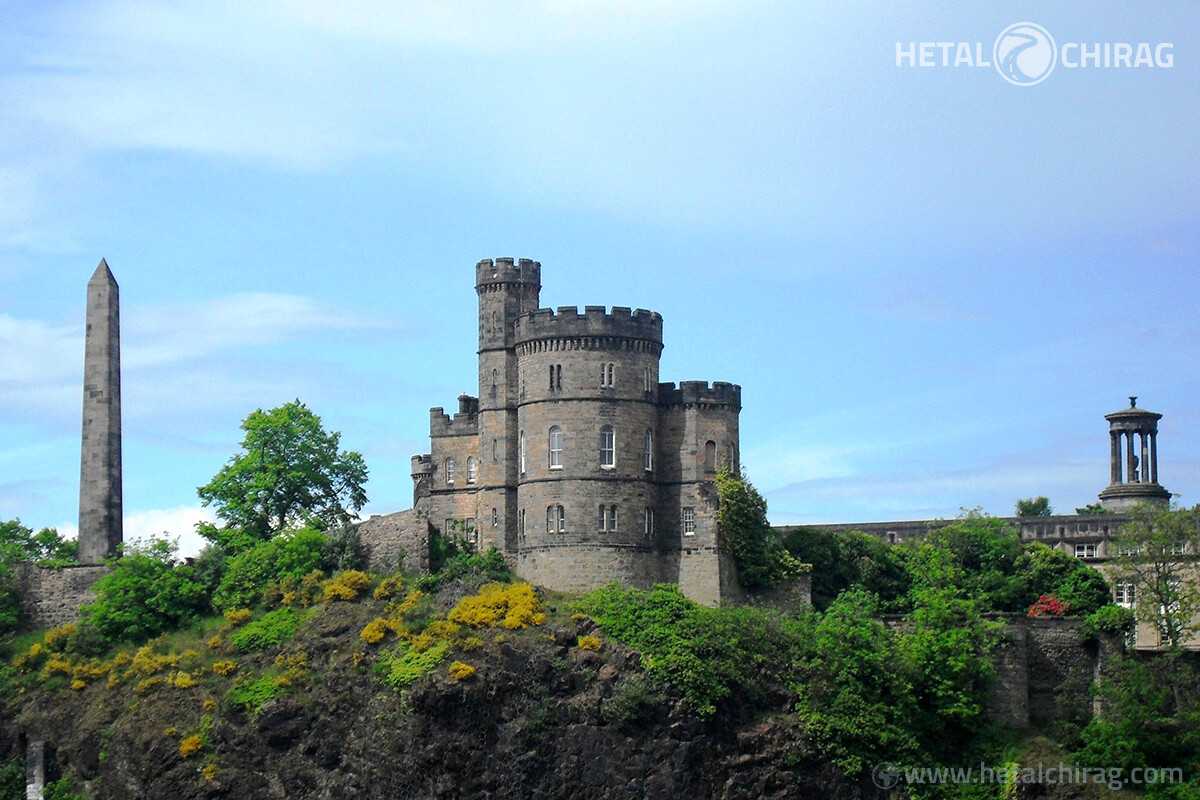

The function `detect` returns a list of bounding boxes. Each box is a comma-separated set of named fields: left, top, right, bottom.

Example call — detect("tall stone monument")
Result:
left=78, top=259, right=123, bottom=564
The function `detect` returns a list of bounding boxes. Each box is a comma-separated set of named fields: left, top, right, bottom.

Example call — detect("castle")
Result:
left=360, top=258, right=744, bottom=606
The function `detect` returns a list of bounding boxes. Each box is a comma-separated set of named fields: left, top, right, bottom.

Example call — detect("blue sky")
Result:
left=2, top=1, right=1198, bottom=555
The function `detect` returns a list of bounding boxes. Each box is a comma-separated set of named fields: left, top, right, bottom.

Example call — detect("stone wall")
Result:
left=16, top=564, right=111, bottom=629
left=357, top=510, right=429, bottom=575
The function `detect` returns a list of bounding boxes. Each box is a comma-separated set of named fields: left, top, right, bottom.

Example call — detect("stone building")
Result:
left=365, top=258, right=743, bottom=606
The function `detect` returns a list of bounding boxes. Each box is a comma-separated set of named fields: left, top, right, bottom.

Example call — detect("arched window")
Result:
left=549, top=427, right=563, bottom=469
left=704, top=440, right=717, bottom=473
left=643, top=429, right=653, bottom=471
left=466, top=456, right=476, bottom=484
left=609, top=505, right=618, bottom=531
left=600, top=362, right=614, bottom=387
left=558, top=504, right=566, bottom=533
left=548, top=504, right=566, bottom=533
left=519, top=432, right=527, bottom=474
left=445, top=458, right=456, bottom=485
left=600, top=426, right=615, bottom=468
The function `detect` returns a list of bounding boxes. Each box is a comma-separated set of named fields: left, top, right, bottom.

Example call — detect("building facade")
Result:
left=402, top=258, right=742, bottom=605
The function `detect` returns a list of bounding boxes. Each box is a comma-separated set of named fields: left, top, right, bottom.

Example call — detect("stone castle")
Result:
left=362, top=258, right=744, bottom=606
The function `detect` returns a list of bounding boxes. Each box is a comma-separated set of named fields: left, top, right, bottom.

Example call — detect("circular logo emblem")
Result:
left=994, top=22, right=1057, bottom=85
left=872, top=762, right=901, bottom=790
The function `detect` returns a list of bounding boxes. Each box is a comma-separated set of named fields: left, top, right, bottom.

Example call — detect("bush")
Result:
left=417, top=533, right=511, bottom=592
left=226, top=674, right=285, bottom=712
left=383, top=640, right=449, bottom=689
left=1081, top=604, right=1136, bottom=638
left=448, top=660, right=475, bottom=680
left=79, top=538, right=209, bottom=646
left=213, top=529, right=326, bottom=611
left=229, top=608, right=299, bottom=653
left=715, top=469, right=803, bottom=590
left=322, top=570, right=372, bottom=602
left=0, top=761, right=23, bottom=800
left=448, top=583, right=545, bottom=629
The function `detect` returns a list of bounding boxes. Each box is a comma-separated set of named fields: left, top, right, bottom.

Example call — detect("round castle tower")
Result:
left=514, top=305, right=665, bottom=592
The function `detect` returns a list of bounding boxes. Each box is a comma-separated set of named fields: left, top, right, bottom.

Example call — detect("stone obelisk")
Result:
left=78, top=259, right=123, bottom=564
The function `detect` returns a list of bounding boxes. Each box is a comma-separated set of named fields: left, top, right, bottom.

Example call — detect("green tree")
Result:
left=198, top=400, right=368, bottom=549
left=0, top=519, right=78, bottom=635
left=781, top=528, right=908, bottom=612
left=79, top=537, right=209, bottom=645
left=905, top=511, right=1025, bottom=611
left=1015, top=496, right=1053, bottom=517
left=714, top=468, right=802, bottom=590
left=1110, top=503, right=1200, bottom=650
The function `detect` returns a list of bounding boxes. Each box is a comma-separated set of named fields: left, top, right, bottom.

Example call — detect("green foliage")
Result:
left=1015, top=496, right=1053, bottom=517
left=197, top=399, right=369, bottom=548
left=602, top=677, right=665, bottom=730
left=321, top=524, right=365, bottom=573
left=226, top=673, right=286, bottom=712
left=212, top=528, right=327, bottom=611
left=1075, top=653, right=1200, bottom=795
left=1075, top=502, right=1111, bottom=515
left=781, top=528, right=909, bottom=611
left=1081, top=604, right=1136, bottom=639
left=43, top=772, right=85, bottom=800
left=1110, top=503, right=1200, bottom=650
left=417, top=529, right=511, bottom=593
left=715, top=468, right=803, bottom=590
left=0, top=762, right=23, bottom=800
left=575, top=583, right=813, bottom=717
left=1011, top=542, right=1111, bottom=616
left=383, top=639, right=450, bottom=689
left=797, top=587, right=1002, bottom=778
left=79, top=537, right=209, bottom=646
left=228, top=608, right=299, bottom=652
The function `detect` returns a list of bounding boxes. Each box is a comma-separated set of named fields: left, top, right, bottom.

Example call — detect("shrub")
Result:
left=212, top=660, right=238, bottom=676
left=322, top=570, right=372, bottom=602
left=384, top=640, right=449, bottom=689
left=79, top=537, right=209, bottom=646
left=448, top=583, right=545, bottom=629
left=1028, top=594, right=1071, bottom=617
left=448, top=660, right=475, bottom=680
left=715, top=468, right=803, bottom=589
left=360, top=618, right=388, bottom=645
left=226, top=674, right=285, bottom=712
left=213, top=528, right=327, bottom=611
left=374, top=574, right=405, bottom=600
left=229, top=608, right=299, bottom=653
left=1081, top=604, right=1136, bottom=638
left=223, top=608, right=252, bottom=627
left=577, top=635, right=602, bottom=651
left=179, top=735, right=203, bottom=758
left=417, top=537, right=512, bottom=593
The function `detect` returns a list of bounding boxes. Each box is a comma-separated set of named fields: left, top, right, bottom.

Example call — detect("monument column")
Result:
left=1109, top=431, right=1121, bottom=483
left=78, top=259, right=123, bottom=564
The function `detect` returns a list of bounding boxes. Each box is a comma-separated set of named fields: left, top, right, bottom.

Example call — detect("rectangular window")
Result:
left=682, top=507, right=695, bottom=536
left=492, top=508, right=498, bottom=528
left=519, top=432, right=527, bottom=474
left=644, top=508, right=655, bottom=537
left=644, top=430, right=653, bottom=471
left=599, top=506, right=607, bottom=531
left=466, top=457, right=476, bottom=484
left=558, top=504, right=566, bottom=534
left=1115, top=581, right=1135, bottom=607
left=445, top=458, right=455, bottom=485
left=600, top=426, right=615, bottom=468
left=549, top=427, right=563, bottom=469
left=1074, top=543, right=1097, bottom=559
left=610, top=505, right=617, bottom=531
left=1168, top=541, right=1187, bottom=556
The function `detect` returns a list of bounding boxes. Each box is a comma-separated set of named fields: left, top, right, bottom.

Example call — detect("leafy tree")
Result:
left=79, top=538, right=209, bottom=645
left=714, top=468, right=802, bottom=590
left=1015, top=496, right=1053, bottom=517
left=198, top=400, right=368, bottom=549
left=1010, top=542, right=1112, bottom=616
left=1076, top=502, right=1112, bottom=515
left=1110, top=503, right=1200, bottom=650
left=905, top=511, right=1025, bottom=612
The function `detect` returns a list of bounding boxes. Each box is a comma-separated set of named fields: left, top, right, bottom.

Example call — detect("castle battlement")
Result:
left=428, top=406, right=479, bottom=437
left=658, top=381, right=742, bottom=409
left=475, top=257, right=542, bottom=292
left=515, top=305, right=663, bottom=345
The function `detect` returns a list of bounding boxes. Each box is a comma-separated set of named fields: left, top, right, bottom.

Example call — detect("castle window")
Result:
left=519, top=508, right=526, bottom=539
left=682, top=507, right=695, bottom=536
left=520, top=375, right=526, bottom=401
left=644, top=508, right=655, bottom=537
left=600, top=362, right=614, bottom=387
left=1074, top=543, right=1097, bottom=559
left=727, top=443, right=736, bottom=472
left=519, top=432, right=527, bottom=474
left=550, top=364, right=563, bottom=390
left=492, top=438, right=498, bottom=462
left=466, top=519, right=477, bottom=544
left=466, top=457, right=476, bottom=484
left=1115, top=581, right=1135, bottom=607
left=549, top=427, right=563, bottom=469
left=643, top=430, right=653, bottom=471
left=704, top=441, right=717, bottom=473
left=886, top=532, right=897, bottom=544
left=492, top=507, right=498, bottom=528
left=644, top=368, right=652, bottom=392
left=599, top=505, right=618, bottom=532
left=548, top=504, right=566, bottom=533
left=445, top=458, right=456, bottom=485
left=600, top=426, right=615, bottom=468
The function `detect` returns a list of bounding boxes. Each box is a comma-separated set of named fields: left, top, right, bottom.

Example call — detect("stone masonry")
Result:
left=369, top=258, right=743, bottom=606
left=78, top=259, right=123, bottom=565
